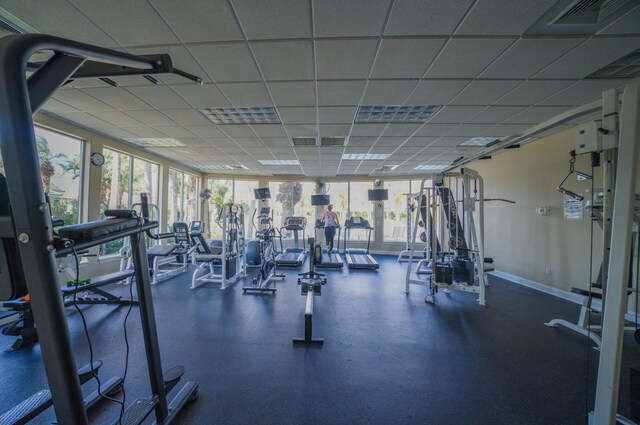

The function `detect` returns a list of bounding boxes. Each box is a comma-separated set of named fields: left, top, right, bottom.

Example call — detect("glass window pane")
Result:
left=233, top=180, right=259, bottom=240
left=132, top=157, right=159, bottom=207
left=384, top=180, right=410, bottom=242
left=207, top=178, right=233, bottom=239
left=184, top=173, right=199, bottom=224
left=347, top=181, right=374, bottom=241
left=269, top=181, right=315, bottom=239
left=325, top=182, right=348, bottom=224
left=167, top=169, right=181, bottom=230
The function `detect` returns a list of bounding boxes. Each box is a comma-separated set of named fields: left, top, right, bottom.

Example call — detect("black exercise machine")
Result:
left=275, top=216, right=308, bottom=268
left=0, top=33, right=199, bottom=425
left=294, top=238, right=326, bottom=345
left=311, top=194, right=343, bottom=269
left=343, top=217, right=379, bottom=270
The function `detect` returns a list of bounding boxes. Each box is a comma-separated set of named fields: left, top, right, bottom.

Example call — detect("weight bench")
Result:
left=2, top=269, right=137, bottom=351
left=147, top=222, right=196, bottom=284
left=190, top=233, right=236, bottom=290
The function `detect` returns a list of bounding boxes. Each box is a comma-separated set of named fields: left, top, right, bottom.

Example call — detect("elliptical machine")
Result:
left=243, top=207, right=284, bottom=293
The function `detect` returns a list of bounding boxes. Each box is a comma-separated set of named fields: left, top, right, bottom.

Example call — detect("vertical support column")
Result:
left=130, top=231, right=169, bottom=421
left=593, top=78, right=640, bottom=424
left=477, top=175, right=486, bottom=305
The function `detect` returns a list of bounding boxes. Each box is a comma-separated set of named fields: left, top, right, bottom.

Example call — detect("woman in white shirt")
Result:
left=320, top=204, right=340, bottom=254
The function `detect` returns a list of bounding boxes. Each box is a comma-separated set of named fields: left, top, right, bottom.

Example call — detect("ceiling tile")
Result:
left=178, top=138, right=210, bottom=148
left=233, top=0, right=311, bottom=39
left=405, top=79, right=470, bottom=105
left=125, top=126, right=170, bottom=138
left=81, top=87, right=151, bottom=110
left=172, top=84, right=231, bottom=108
left=318, top=124, right=352, bottom=137
left=0, top=0, right=118, bottom=47
left=161, top=109, right=211, bottom=126
left=485, top=123, right=533, bottom=137
left=251, top=124, right=288, bottom=137
left=217, top=82, right=274, bottom=107
left=92, top=127, right=138, bottom=140
left=538, top=79, right=627, bottom=106
left=126, top=44, right=210, bottom=84
left=450, top=80, right=522, bottom=105
left=381, top=124, right=422, bottom=137
left=53, top=89, right=115, bottom=112
left=455, top=0, right=558, bottom=35
left=445, top=124, right=495, bottom=137
left=185, top=125, right=226, bottom=138
left=503, top=106, right=570, bottom=124
left=125, top=110, right=178, bottom=126
left=599, top=7, right=640, bottom=35
left=262, top=137, right=291, bottom=146
left=403, top=136, right=439, bottom=147
left=425, top=37, right=516, bottom=78
left=52, top=111, right=110, bottom=129
left=480, top=38, right=585, bottom=79
left=92, top=111, right=143, bottom=127
left=385, top=0, right=474, bottom=36
left=494, top=80, right=576, bottom=106
left=465, top=106, right=528, bottom=124
left=285, top=124, right=318, bottom=137
left=41, top=98, right=79, bottom=113
left=71, top=0, right=179, bottom=46
left=189, top=42, right=261, bottom=82
left=430, top=137, right=467, bottom=147
left=318, top=107, right=357, bottom=124
left=534, top=37, right=640, bottom=79
left=126, top=86, right=191, bottom=109
left=251, top=40, right=314, bottom=80
left=429, top=106, right=484, bottom=123
left=376, top=137, right=406, bottom=146
left=362, top=80, right=418, bottom=104
left=151, top=0, right=242, bottom=42
left=416, top=123, right=458, bottom=136
left=314, top=0, right=392, bottom=37
left=158, top=126, right=198, bottom=138
left=371, top=38, right=446, bottom=78
left=350, top=124, right=388, bottom=137
left=268, top=82, right=316, bottom=107
left=348, top=137, right=378, bottom=147
left=316, top=39, right=379, bottom=79
left=277, top=107, right=317, bottom=124
left=316, top=80, right=366, bottom=106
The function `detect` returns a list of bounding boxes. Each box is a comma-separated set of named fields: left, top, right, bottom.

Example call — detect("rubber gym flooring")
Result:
left=0, top=255, right=638, bottom=425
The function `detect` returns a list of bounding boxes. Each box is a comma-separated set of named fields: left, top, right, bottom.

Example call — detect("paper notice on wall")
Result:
left=564, top=195, right=584, bottom=220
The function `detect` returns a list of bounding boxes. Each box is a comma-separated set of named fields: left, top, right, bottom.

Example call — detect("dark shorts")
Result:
left=324, top=226, right=336, bottom=249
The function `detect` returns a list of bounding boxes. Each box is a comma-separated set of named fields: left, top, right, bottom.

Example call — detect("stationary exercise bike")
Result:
left=243, top=218, right=284, bottom=293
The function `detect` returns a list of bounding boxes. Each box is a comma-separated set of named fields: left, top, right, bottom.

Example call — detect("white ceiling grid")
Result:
left=0, top=0, right=638, bottom=176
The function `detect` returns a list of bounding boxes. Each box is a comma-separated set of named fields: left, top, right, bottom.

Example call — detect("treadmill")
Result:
left=314, top=219, right=344, bottom=269
left=343, top=216, right=379, bottom=270
left=275, top=216, right=307, bottom=267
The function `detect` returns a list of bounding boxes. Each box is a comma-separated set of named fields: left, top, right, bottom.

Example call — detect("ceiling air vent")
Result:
left=0, top=10, right=37, bottom=34
left=292, top=137, right=317, bottom=146
left=127, top=138, right=186, bottom=148
left=587, top=49, right=640, bottom=79
left=321, top=137, right=346, bottom=146
left=196, top=164, right=248, bottom=171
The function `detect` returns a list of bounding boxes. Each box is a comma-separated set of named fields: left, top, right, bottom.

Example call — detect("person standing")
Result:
left=320, top=204, right=339, bottom=254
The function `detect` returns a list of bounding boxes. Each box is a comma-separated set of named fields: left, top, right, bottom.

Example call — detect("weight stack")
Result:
left=435, top=265, right=452, bottom=284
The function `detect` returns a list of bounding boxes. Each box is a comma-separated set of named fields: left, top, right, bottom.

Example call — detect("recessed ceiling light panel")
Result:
left=459, top=137, right=500, bottom=147
left=196, top=164, right=248, bottom=171
left=342, top=153, right=391, bottom=160
left=258, top=159, right=300, bottom=166
left=321, top=137, right=346, bottom=146
left=414, top=164, right=448, bottom=170
left=200, top=107, right=281, bottom=124
left=355, top=105, right=442, bottom=124
left=127, top=138, right=186, bottom=147
left=587, top=49, right=640, bottom=79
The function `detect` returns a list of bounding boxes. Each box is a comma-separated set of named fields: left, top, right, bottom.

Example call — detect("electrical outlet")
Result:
left=536, top=206, right=550, bottom=216
left=545, top=267, right=551, bottom=275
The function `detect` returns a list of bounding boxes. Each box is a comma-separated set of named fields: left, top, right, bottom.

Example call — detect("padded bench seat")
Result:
left=60, top=270, right=134, bottom=295
left=58, top=217, right=141, bottom=243
left=148, top=244, right=177, bottom=257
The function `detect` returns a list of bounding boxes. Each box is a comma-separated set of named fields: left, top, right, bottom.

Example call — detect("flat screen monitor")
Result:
left=311, top=194, right=330, bottom=206
left=368, top=189, right=389, bottom=201
left=253, top=187, right=271, bottom=200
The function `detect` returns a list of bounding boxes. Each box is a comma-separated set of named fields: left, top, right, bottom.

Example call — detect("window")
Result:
left=346, top=181, right=375, bottom=241
left=0, top=126, right=84, bottom=226
left=384, top=180, right=410, bottom=242
left=325, top=182, right=348, bottom=225
left=206, top=179, right=259, bottom=239
left=269, top=181, right=316, bottom=239
left=99, top=148, right=159, bottom=255
left=167, top=169, right=199, bottom=230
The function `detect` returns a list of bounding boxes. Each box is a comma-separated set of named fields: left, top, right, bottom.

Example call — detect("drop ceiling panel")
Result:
left=430, top=137, right=468, bottom=147
left=125, top=110, right=178, bottom=126
left=172, top=84, right=231, bottom=108
left=494, top=80, right=576, bottom=106
left=371, top=38, right=446, bottom=78
left=80, top=88, right=150, bottom=110
left=534, top=37, right=640, bottom=79
left=217, top=82, right=274, bottom=107
left=54, top=111, right=110, bottom=129
left=480, top=38, right=585, bottom=79
left=370, top=145, right=398, bottom=154
left=486, top=123, right=532, bottom=136
left=450, top=80, right=522, bottom=105
left=125, top=126, right=170, bottom=138
left=428, top=106, right=485, bottom=123
left=405, top=79, right=471, bottom=104
left=455, top=0, right=557, bottom=35
left=251, top=40, right=314, bottom=80
left=538, top=80, right=626, bottom=106
left=251, top=124, right=288, bottom=137
left=376, top=137, right=407, bottom=146
left=71, top=0, right=179, bottom=46
left=216, top=125, right=255, bottom=138
left=268, top=82, right=316, bottom=106
left=350, top=124, right=387, bottom=137
left=362, top=80, right=418, bottom=104
left=93, top=127, right=138, bottom=140
left=318, top=124, right=352, bottom=136
left=313, top=0, right=391, bottom=37
left=348, top=137, right=378, bottom=147
left=465, top=106, right=528, bottom=124
left=178, top=138, right=210, bottom=148
left=189, top=43, right=261, bottom=82
left=504, top=106, right=571, bottom=124
left=316, top=39, right=379, bottom=79
left=415, top=123, right=458, bottom=136
left=93, top=111, right=143, bottom=127
left=126, top=86, right=191, bottom=109
left=599, top=7, right=640, bottom=35
left=278, top=107, right=317, bottom=124
left=403, top=137, right=439, bottom=147
left=0, top=0, right=118, bottom=47
left=262, top=137, right=291, bottom=146
left=284, top=124, right=317, bottom=137
left=316, top=80, right=366, bottom=106
left=381, top=124, right=422, bottom=137
left=318, top=107, right=357, bottom=124
left=185, top=125, right=227, bottom=138
left=161, top=109, right=211, bottom=126
left=203, top=137, right=237, bottom=147
left=425, top=37, right=515, bottom=78
left=232, top=0, right=311, bottom=39
left=53, top=89, right=114, bottom=112
left=385, top=0, right=474, bottom=36
left=151, top=0, right=242, bottom=42
left=445, top=124, right=495, bottom=137
left=42, top=98, right=79, bottom=113
left=419, top=146, right=450, bottom=155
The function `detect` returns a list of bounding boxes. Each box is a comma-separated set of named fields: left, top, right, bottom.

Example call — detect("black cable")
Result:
left=69, top=244, right=124, bottom=409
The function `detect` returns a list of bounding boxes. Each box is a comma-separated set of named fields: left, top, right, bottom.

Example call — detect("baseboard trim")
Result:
left=490, top=270, right=639, bottom=323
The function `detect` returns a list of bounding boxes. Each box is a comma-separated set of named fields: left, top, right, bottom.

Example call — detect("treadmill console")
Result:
left=190, top=220, right=203, bottom=235
left=259, top=207, right=271, bottom=216
left=346, top=217, right=371, bottom=229
left=284, top=216, right=306, bottom=230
